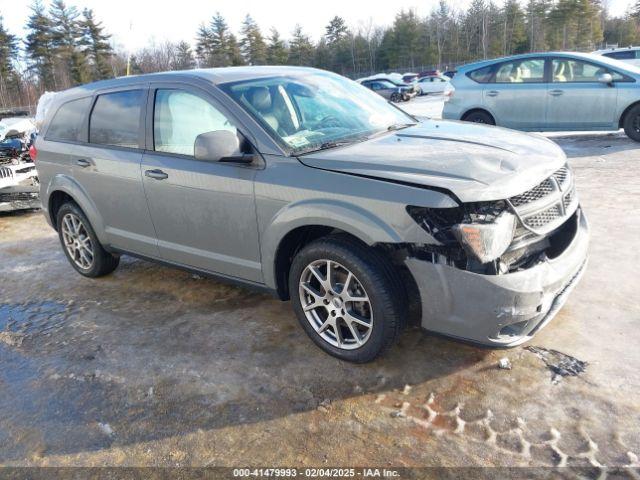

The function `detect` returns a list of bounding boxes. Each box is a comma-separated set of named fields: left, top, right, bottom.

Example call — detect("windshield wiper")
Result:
left=387, top=123, right=416, bottom=132
left=297, top=139, right=360, bottom=155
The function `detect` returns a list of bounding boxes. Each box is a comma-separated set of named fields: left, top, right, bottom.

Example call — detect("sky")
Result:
left=0, top=0, right=635, bottom=52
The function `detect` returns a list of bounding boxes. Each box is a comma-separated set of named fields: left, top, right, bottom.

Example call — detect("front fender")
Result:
left=45, top=174, right=107, bottom=244
left=261, top=198, right=404, bottom=290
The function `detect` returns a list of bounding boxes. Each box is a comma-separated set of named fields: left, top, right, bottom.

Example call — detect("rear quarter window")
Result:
left=467, top=65, right=494, bottom=83
left=45, top=97, right=91, bottom=142
left=89, top=90, right=145, bottom=148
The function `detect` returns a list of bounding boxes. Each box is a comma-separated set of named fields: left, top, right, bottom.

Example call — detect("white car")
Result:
left=593, top=47, right=640, bottom=67
left=415, top=75, right=452, bottom=95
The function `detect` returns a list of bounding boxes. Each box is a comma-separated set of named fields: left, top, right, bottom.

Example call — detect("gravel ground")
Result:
left=0, top=96, right=639, bottom=476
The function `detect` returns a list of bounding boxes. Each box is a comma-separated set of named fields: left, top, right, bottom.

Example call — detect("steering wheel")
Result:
left=317, top=115, right=342, bottom=128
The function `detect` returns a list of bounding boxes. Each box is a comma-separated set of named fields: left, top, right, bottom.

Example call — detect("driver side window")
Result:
left=154, top=89, right=237, bottom=156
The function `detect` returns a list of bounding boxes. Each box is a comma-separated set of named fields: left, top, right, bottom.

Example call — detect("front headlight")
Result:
left=451, top=211, right=516, bottom=264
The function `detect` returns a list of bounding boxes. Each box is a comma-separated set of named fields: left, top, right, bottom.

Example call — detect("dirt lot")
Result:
left=1, top=97, right=639, bottom=475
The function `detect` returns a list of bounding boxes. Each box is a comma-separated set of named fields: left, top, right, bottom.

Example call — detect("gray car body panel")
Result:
left=443, top=52, right=640, bottom=132
left=38, top=66, right=589, bottom=347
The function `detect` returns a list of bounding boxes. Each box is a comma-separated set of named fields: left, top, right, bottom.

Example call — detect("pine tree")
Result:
left=195, top=24, right=214, bottom=67
left=79, top=8, right=112, bottom=81
left=0, top=16, right=20, bottom=108
left=0, top=16, right=18, bottom=80
left=503, top=0, right=528, bottom=54
left=227, top=33, right=245, bottom=66
left=266, top=28, right=288, bottom=64
left=25, top=0, right=57, bottom=89
left=210, top=13, right=233, bottom=66
left=174, top=41, right=195, bottom=70
left=49, top=0, right=86, bottom=85
left=288, top=25, right=314, bottom=66
left=325, top=16, right=348, bottom=44
left=240, top=14, right=267, bottom=65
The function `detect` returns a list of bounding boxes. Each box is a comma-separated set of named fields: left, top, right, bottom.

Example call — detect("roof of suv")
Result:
left=63, top=66, right=323, bottom=95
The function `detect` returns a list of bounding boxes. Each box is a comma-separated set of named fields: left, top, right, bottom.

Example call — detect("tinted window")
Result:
left=89, top=90, right=144, bottom=148
left=468, top=65, right=494, bottom=83
left=154, top=89, right=237, bottom=156
left=552, top=59, right=609, bottom=82
left=495, top=59, right=545, bottom=83
left=46, top=97, right=91, bottom=142
left=604, top=50, right=635, bottom=60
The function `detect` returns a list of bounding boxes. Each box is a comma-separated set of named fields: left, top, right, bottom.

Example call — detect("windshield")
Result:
left=220, top=71, right=415, bottom=155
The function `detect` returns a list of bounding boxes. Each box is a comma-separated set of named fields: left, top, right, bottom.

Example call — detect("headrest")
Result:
left=248, top=87, right=272, bottom=112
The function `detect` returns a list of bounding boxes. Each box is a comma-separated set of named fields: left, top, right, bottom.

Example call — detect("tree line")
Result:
left=1, top=0, right=640, bottom=111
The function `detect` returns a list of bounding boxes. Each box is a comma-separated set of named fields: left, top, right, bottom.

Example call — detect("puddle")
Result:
left=0, top=301, right=72, bottom=342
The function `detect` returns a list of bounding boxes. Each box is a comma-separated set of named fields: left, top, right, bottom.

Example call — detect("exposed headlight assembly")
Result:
left=406, top=205, right=516, bottom=265
left=452, top=211, right=516, bottom=264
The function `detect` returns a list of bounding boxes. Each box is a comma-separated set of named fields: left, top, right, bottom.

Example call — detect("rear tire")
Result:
left=623, top=104, right=640, bottom=142
left=463, top=110, right=495, bottom=125
left=56, top=202, right=119, bottom=278
left=289, top=235, right=406, bottom=363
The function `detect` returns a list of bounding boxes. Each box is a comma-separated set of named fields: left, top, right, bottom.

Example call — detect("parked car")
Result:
left=416, top=75, right=452, bottom=95
left=37, top=67, right=588, bottom=362
left=360, top=78, right=414, bottom=102
left=0, top=118, right=39, bottom=212
left=593, top=46, right=640, bottom=67
left=443, top=52, right=640, bottom=141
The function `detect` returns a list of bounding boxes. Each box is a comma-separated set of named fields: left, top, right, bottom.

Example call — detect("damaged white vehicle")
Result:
left=0, top=117, right=40, bottom=212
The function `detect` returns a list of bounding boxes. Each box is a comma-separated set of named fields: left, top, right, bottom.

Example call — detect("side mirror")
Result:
left=194, top=130, right=254, bottom=164
left=598, top=73, right=613, bottom=86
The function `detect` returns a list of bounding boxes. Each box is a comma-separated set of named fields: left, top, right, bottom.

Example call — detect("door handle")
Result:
left=144, top=169, right=168, bottom=180
left=486, top=90, right=499, bottom=97
left=549, top=89, right=564, bottom=96
left=75, top=158, right=92, bottom=168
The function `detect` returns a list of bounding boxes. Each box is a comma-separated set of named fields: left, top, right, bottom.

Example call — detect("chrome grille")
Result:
left=563, top=185, right=575, bottom=209
left=553, top=166, right=569, bottom=187
left=523, top=205, right=562, bottom=229
left=0, top=166, right=12, bottom=179
left=0, top=192, right=38, bottom=202
left=509, top=165, right=577, bottom=235
left=510, top=178, right=554, bottom=207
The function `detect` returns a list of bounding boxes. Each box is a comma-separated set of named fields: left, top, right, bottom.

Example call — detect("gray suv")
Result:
left=37, top=67, right=589, bottom=362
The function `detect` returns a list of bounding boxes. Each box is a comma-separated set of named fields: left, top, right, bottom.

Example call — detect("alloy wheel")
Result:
left=61, top=213, right=94, bottom=270
left=298, top=259, right=373, bottom=350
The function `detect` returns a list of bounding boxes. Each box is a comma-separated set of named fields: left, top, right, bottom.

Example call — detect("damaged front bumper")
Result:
left=406, top=207, right=589, bottom=347
left=0, top=163, right=40, bottom=212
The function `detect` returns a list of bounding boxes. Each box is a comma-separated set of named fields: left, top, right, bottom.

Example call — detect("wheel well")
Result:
left=274, top=226, right=368, bottom=300
left=462, top=108, right=495, bottom=123
left=619, top=101, right=640, bottom=128
left=48, top=191, right=75, bottom=230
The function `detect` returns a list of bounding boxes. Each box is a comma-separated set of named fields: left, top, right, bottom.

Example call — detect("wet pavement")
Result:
left=0, top=109, right=639, bottom=473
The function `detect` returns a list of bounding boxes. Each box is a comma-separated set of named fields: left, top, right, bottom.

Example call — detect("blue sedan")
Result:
left=442, top=52, right=640, bottom=141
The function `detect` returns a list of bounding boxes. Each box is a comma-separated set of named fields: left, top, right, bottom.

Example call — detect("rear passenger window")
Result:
left=89, top=90, right=144, bottom=148
left=468, top=66, right=494, bottom=83
left=46, top=97, right=91, bottom=142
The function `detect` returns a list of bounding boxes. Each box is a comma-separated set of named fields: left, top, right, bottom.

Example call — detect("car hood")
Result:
left=298, top=120, right=567, bottom=203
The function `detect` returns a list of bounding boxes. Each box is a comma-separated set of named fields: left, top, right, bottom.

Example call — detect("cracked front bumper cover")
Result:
left=406, top=208, right=589, bottom=347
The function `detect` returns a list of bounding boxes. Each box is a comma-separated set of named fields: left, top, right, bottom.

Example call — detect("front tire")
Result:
left=57, top=202, right=119, bottom=277
left=623, top=104, right=640, bottom=142
left=289, top=235, right=406, bottom=363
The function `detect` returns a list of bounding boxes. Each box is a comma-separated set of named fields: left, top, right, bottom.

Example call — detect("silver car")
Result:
left=36, top=67, right=588, bottom=362
left=443, top=52, right=640, bottom=141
